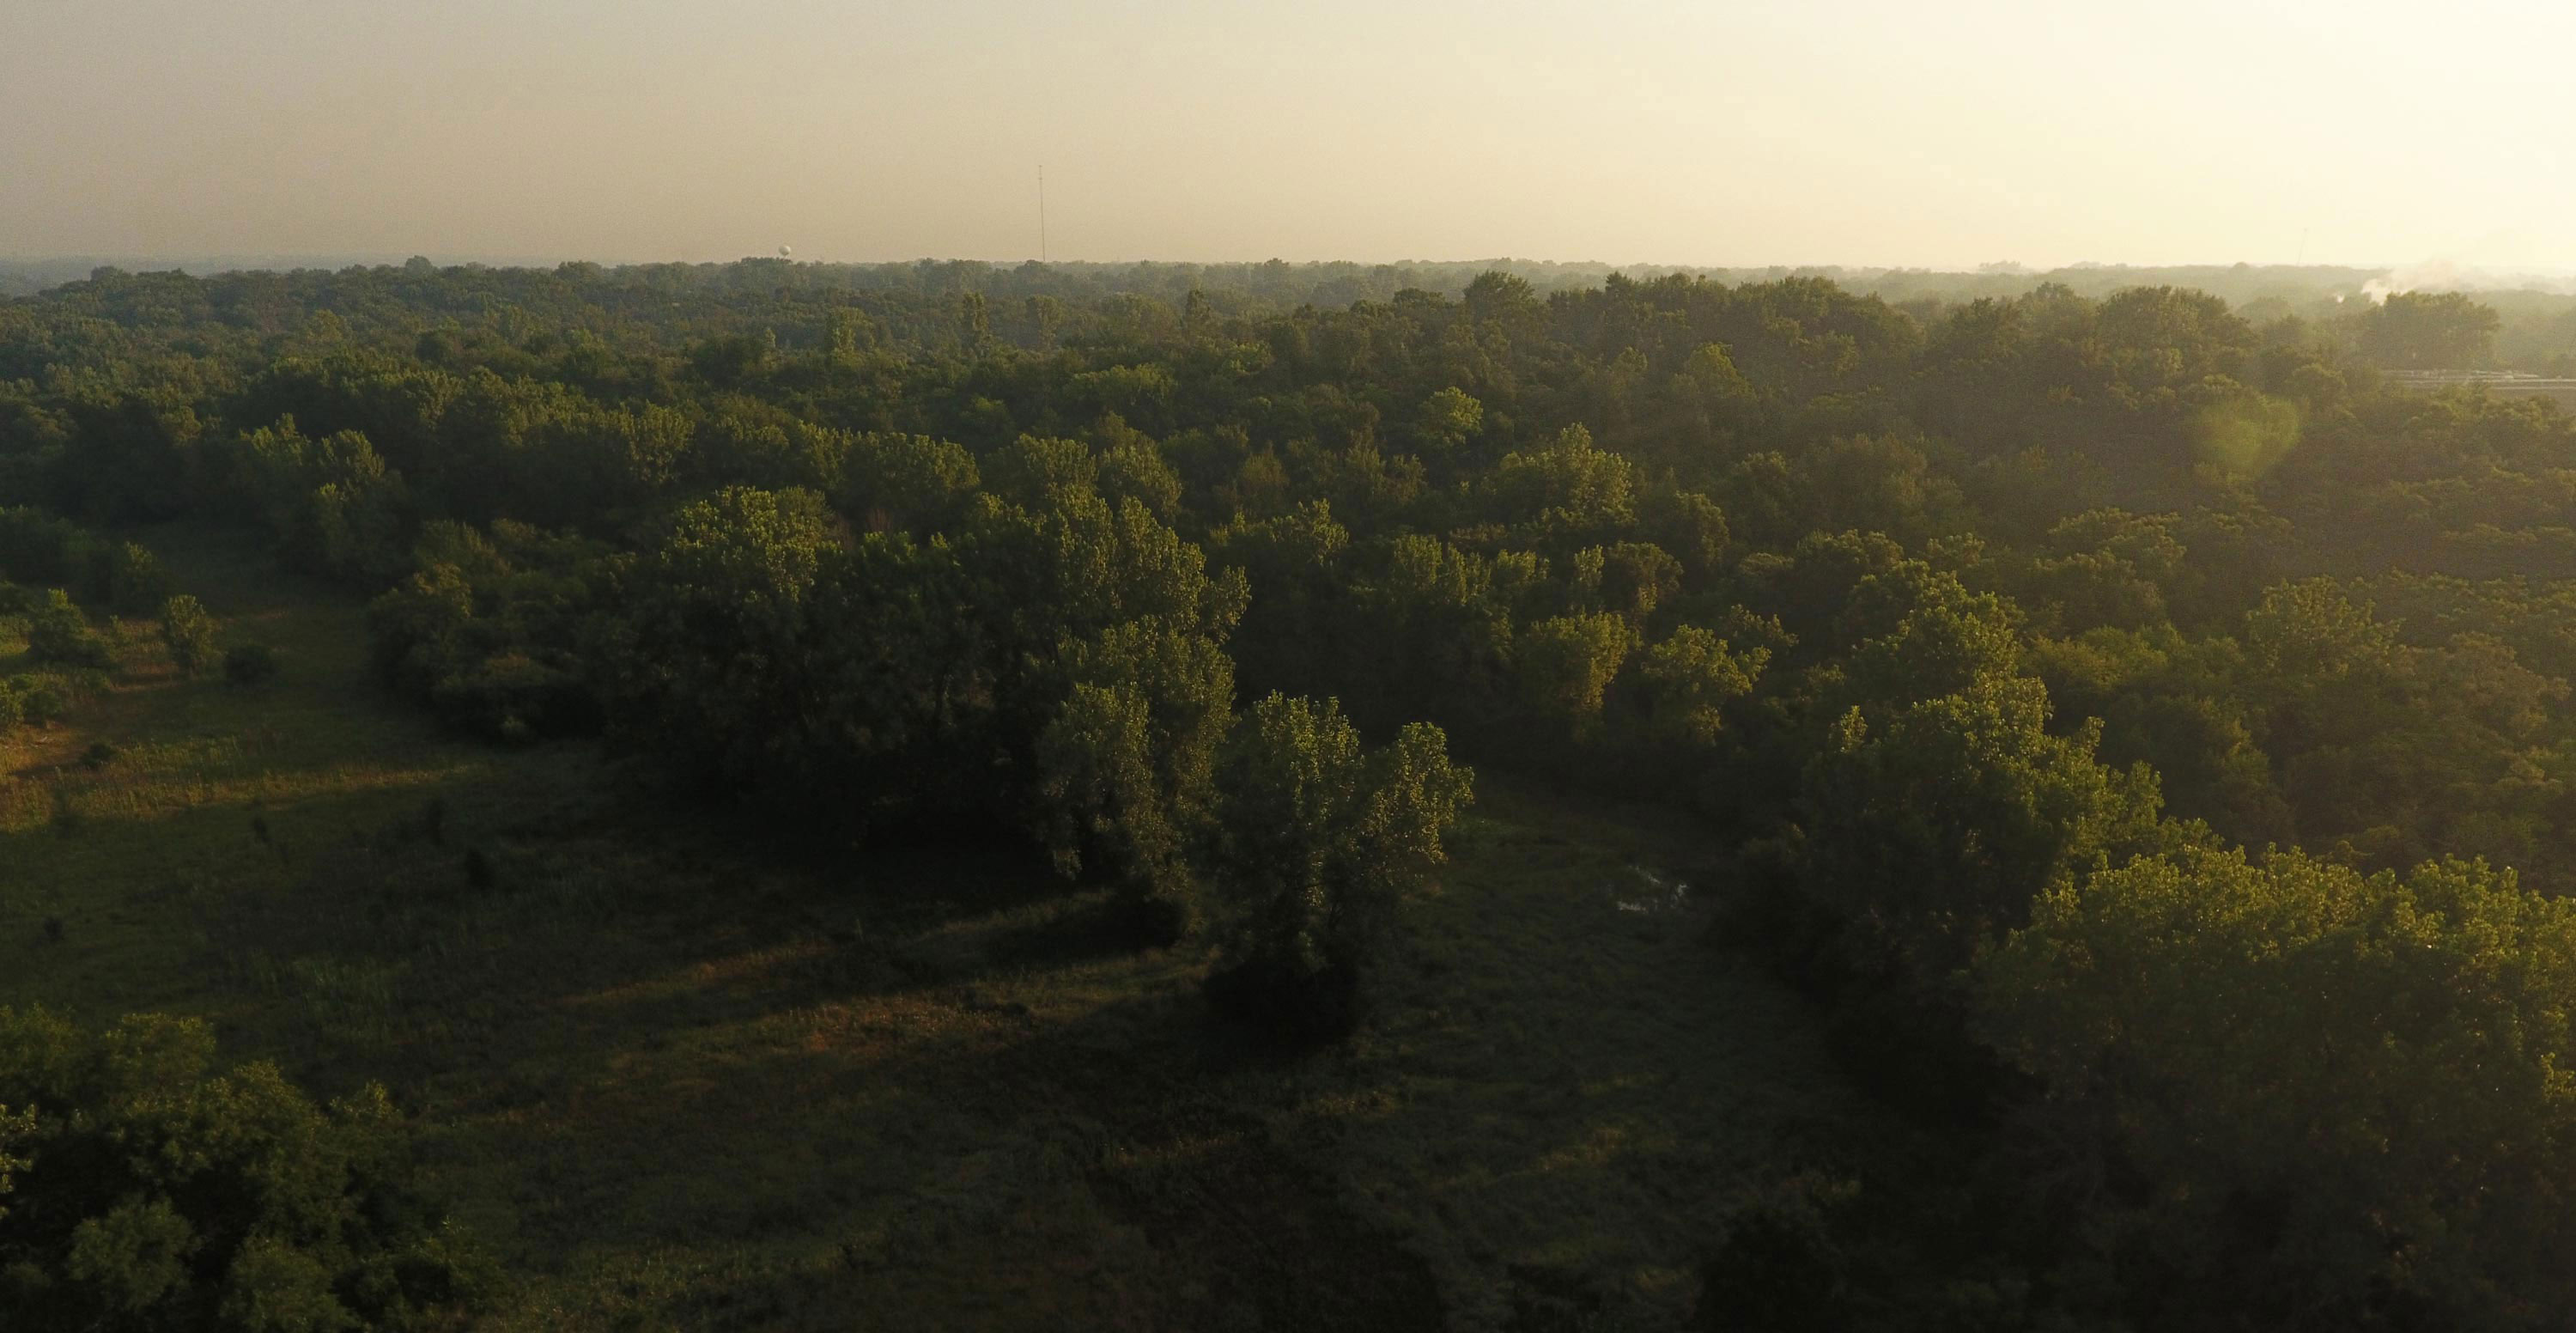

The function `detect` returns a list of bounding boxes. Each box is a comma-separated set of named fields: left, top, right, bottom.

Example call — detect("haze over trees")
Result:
left=8, top=256, right=2576, bottom=1327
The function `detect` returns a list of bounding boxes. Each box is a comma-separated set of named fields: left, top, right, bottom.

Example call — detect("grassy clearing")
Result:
left=1, top=523, right=1871, bottom=1330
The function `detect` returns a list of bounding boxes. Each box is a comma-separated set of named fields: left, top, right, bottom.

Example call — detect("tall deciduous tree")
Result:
left=1203, top=695, right=1473, bottom=1043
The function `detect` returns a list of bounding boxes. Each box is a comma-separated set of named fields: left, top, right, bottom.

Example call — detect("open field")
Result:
left=1, top=525, right=1872, bottom=1330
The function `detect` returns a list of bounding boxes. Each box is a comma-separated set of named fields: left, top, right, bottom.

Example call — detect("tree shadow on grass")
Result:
left=576, top=988, right=1447, bottom=1333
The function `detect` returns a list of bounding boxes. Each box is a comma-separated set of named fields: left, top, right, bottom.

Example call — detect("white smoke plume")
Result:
left=2360, top=259, right=2472, bottom=304
left=2358, top=259, right=2576, bottom=303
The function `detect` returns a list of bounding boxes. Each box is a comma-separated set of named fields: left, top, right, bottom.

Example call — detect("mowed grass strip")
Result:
left=2, top=523, right=1871, bottom=1331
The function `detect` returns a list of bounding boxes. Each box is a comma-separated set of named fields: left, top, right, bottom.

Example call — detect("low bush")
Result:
left=24, top=589, right=114, bottom=670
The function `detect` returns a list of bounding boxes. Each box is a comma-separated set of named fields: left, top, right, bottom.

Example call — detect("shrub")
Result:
left=88, top=539, right=173, bottom=613
left=23, top=589, right=113, bottom=669
left=157, top=593, right=221, bottom=677
left=1, top=673, right=69, bottom=727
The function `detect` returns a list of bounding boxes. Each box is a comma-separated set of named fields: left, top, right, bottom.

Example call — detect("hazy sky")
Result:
left=5, top=0, right=2571, bottom=270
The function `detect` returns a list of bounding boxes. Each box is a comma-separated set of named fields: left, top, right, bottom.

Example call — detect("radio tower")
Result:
left=1039, top=165, right=1048, bottom=264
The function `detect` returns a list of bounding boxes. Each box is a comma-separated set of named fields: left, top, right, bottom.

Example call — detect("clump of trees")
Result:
left=365, top=521, right=605, bottom=740
left=1984, top=849, right=2576, bottom=1328
left=587, top=480, right=1473, bottom=1023
left=1200, top=697, right=1473, bottom=1042
left=2358, top=290, right=2502, bottom=369
left=0, top=1007, right=487, bottom=1330
left=0, top=507, right=169, bottom=612
left=0, top=512, right=171, bottom=733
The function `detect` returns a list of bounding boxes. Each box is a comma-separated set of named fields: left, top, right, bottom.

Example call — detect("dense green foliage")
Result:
left=0, top=1007, right=482, bottom=1330
left=10, top=257, right=2576, bottom=1325
left=1984, top=850, right=2576, bottom=1329
left=1200, top=696, right=1475, bottom=1040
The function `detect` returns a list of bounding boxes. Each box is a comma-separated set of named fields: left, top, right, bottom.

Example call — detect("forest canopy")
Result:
left=9, top=257, right=2576, bottom=1328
